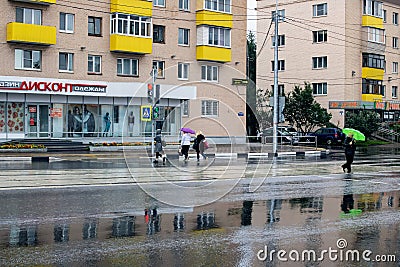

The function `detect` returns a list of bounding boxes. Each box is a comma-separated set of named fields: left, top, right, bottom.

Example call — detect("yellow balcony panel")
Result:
left=110, top=0, right=152, bottom=17
left=196, top=10, right=232, bottom=28
left=110, top=34, right=152, bottom=54
left=362, top=94, right=382, bottom=102
left=362, top=15, right=384, bottom=29
left=362, top=67, right=384, bottom=80
left=10, top=0, right=56, bottom=4
left=7, top=22, right=56, bottom=45
left=196, top=45, right=231, bottom=63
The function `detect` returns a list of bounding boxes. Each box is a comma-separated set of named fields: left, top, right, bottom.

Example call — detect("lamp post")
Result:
left=150, top=66, right=157, bottom=156
left=273, top=0, right=279, bottom=157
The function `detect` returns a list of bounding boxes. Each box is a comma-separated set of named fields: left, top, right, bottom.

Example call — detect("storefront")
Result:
left=0, top=77, right=196, bottom=139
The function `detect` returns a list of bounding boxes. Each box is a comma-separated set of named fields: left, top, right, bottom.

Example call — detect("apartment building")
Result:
left=257, top=0, right=400, bottom=128
left=0, top=0, right=247, bottom=139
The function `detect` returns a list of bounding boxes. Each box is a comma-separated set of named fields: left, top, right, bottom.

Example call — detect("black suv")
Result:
left=302, top=127, right=346, bottom=145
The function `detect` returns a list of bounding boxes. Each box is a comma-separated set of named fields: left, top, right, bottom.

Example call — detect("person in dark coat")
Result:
left=67, top=110, right=74, bottom=137
left=341, top=133, right=356, bottom=173
left=194, top=131, right=207, bottom=161
left=154, top=129, right=166, bottom=165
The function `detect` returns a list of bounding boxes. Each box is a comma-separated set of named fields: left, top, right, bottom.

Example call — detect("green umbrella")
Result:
left=342, top=128, right=366, bottom=141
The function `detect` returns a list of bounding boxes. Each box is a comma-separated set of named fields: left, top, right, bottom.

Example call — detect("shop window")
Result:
left=113, top=106, right=119, bottom=123
left=2, top=102, right=25, bottom=134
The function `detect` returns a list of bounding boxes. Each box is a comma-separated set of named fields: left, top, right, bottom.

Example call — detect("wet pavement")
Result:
left=0, top=147, right=400, bottom=266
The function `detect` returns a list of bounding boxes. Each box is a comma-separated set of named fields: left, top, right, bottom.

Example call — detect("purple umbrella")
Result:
left=181, top=127, right=195, bottom=134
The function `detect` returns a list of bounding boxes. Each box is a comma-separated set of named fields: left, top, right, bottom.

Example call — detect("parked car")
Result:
left=300, top=127, right=346, bottom=145
left=261, top=127, right=294, bottom=144
left=277, top=126, right=298, bottom=136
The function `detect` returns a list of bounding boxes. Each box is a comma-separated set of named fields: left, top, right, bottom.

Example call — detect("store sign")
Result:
left=50, top=108, right=63, bottom=118
left=329, top=101, right=360, bottom=109
left=0, top=80, right=107, bottom=94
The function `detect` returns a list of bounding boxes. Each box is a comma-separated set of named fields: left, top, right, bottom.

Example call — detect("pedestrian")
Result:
left=180, top=131, right=191, bottom=162
left=341, top=133, right=356, bottom=173
left=128, top=111, right=135, bottom=137
left=153, top=129, right=166, bottom=165
left=195, top=131, right=207, bottom=161
left=67, top=110, right=74, bottom=137
left=103, top=112, right=111, bottom=137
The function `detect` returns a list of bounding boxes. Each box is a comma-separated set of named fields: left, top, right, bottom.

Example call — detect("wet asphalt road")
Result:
left=0, top=147, right=400, bottom=266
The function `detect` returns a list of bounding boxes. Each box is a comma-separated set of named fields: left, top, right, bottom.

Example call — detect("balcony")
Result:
left=7, top=22, right=56, bottom=45
left=110, top=0, right=152, bottom=17
left=362, top=94, right=382, bottom=102
left=196, top=45, right=231, bottom=62
left=362, top=67, right=384, bottom=80
left=196, top=10, right=232, bottom=28
left=110, top=34, right=152, bottom=54
left=362, top=15, right=384, bottom=29
left=9, top=0, right=56, bottom=4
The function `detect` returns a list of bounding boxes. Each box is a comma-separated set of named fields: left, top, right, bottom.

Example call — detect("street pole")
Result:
left=151, top=67, right=157, bottom=157
left=273, top=0, right=279, bottom=157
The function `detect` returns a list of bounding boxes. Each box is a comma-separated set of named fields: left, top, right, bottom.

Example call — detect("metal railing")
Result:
left=375, top=126, right=400, bottom=143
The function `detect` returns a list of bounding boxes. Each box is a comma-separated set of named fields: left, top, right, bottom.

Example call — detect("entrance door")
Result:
left=27, top=104, right=50, bottom=138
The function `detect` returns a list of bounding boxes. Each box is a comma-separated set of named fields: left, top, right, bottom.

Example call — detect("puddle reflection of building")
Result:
left=145, top=208, right=161, bottom=235
left=241, top=201, right=253, bottom=226
left=54, top=223, right=69, bottom=243
left=173, top=213, right=185, bottom=232
left=9, top=225, right=38, bottom=246
left=196, top=211, right=216, bottom=230
left=112, top=216, right=135, bottom=237
left=83, top=218, right=98, bottom=239
left=266, top=199, right=282, bottom=225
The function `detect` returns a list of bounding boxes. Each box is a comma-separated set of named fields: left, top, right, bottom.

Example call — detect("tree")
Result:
left=344, top=110, right=380, bottom=139
left=283, top=83, right=332, bottom=133
left=246, top=31, right=258, bottom=137
left=255, top=88, right=273, bottom=131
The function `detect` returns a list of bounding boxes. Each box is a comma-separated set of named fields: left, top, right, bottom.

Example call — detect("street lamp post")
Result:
left=273, top=0, right=279, bottom=157
left=150, top=66, right=157, bottom=157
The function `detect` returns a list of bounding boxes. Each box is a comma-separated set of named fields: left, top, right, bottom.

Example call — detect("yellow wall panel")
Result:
left=196, top=10, right=232, bottom=28
left=7, top=22, right=56, bottom=45
left=362, top=15, right=384, bottom=29
left=196, top=45, right=231, bottom=62
left=362, top=67, right=384, bottom=80
left=110, top=0, right=152, bottom=16
left=110, top=34, right=152, bottom=54
left=362, top=94, right=382, bottom=102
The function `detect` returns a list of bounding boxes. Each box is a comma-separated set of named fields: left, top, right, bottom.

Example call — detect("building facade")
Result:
left=0, top=0, right=247, bottom=139
left=257, top=0, right=400, bottom=128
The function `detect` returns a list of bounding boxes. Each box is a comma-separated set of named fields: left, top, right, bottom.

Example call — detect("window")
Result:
left=117, top=58, right=138, bottom=76
left=362, top=78, right=382, bottom=94
left=88, top=55, right=101, bottom=74
left=153, top=0, right=165, bottom=7
left=179, top=0, right=190, bottom=11
left=15, top=49, right=41, bottom=70
left=88, top=16, right=102, bottom=36
left=182, top=100, right=189, bottom=116
left=208, top=27, right=230, bottom=47
left=313, top=3, right=327, bottom=17
left=178, top=28, right=190, bottom=45
left=201, top=100, right=218, bottom=116
left=312, top=83, right=327, bottom=95
left=392, top=86, right=398, bottom=98
left=363, top=0, right=383, bottom=17
left=152, top=61, right=165, bottom=78
left=153, top=25, right=165, bottom=43
left=271, top=9, right=285, bottom=22
left=60, top=13, right=74, bottom=33
left=313, top=30, right=327, bottom=43
left=272, top=35, right=285, bottom=46
left=111, top=14, right=151, bottom=37
left=201, top=65, right=218, bottom=81
left=16, top=7, right=41, bottom=25
left=383, top=9, right=387, bottom=22
left=312, top=56, right=328, bottom=69
left=381, top=85, right=386, bottom=96
left=205, top=0, right=231, bottom=13
left=362, top=53, right=385, bottom=69
left=393, top=12, right=399, bottom=25
left=270, top=84, right=285, bottom=96
left=367, top=27, right=385, bottom=43
left=271, top=60, right=285, bottom=71
left=178, top=63, right=189, bottom=80
left=393, top=62, right=398, bottom=74
left=393, top=37, right=399, bottom=48
left=59, top=53, right=73, bottom=72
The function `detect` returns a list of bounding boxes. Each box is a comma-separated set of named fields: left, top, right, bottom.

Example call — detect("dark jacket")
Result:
left=344, top=137, right=356, bottom=156
left=154, top=134, right=163, bottom=152
left=195, top=134, right=206, bottom=152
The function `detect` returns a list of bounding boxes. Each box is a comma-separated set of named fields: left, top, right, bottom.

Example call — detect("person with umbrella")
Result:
left=180, top=129, right=192, bottom=162
left=341, top=132, right=356, bottom=173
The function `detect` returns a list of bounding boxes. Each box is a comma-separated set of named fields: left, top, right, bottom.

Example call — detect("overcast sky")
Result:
left=247, top=0, right=257, bottom=35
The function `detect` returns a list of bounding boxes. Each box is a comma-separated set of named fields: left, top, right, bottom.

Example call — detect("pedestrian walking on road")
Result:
left=194, top=131, right=207, bottom=161
left=103, top=112, right=111, bottom=137
left=154, top=129, right=166, bottom=165
left=341, top=133, right=356, bottom=173
left=180, top=131, right=191, bottom=162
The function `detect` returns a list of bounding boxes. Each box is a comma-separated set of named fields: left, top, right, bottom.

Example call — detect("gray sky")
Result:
left=247, top=0, right=257, bottom=35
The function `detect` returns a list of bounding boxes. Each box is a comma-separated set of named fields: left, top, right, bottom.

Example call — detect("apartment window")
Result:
left=16, top=7, right=41, bottom=25
left=272, top=35, right=285, bottom=46
left=312, top=83, right=327, bottom=95
left=201, top=65, right=218, bottom=81
left=153, top=25, right=165, bottom=43
left=153, top=61, right=165, bottom=78
left=201, top=100, right=218, bottom=116
left=15, top=49, right=41, bottom=70
left=367, top=27, right=385, bottom=43
left=271, top=60, right=285, bottom=71
left=111, top=14, right=151, bottom=37
left=313, top=30, right=327, bottom=43
left=178, top=63, right=189, bottom=80
left=60, top=13, right=74, bottom=33
left=88, top=55, right=101, bottom=74
left=270, top=84, right=285, bottom=96
left=392, top=86, right=398, bottom=98
left=178, top=28, right=190, bottom=45
left=393, top=62, right=398, bottom=74
left=383, top=10, right=387, bottom=22
left=179, top=0, right=190, bottom=11
left=208, top=27, right=230, bottom=47
left=153, top=0, right=165, bottom=7
left=117, top=58, right=138, bottom=76
left=312, top=56, right=327, bottom=69
left=362, top=53, right=385, bottom=69
left=393, top=37, right=399, bottom=48
left=363, top=0, right=383, bottom=17
left=205, top=0, right=231, bottom=13
left=59, top=52, right=73, bottom=72
left=313, top=3, right=327, bottom=17
left=362, top=78, right=382, bottom=94
left=182, top=100, right=189, bottom=116
left=393, top=12, right=399, bottom=25
left=271, top=9, right=285, bottom=22
left=88, top=16, right=102, bottom=36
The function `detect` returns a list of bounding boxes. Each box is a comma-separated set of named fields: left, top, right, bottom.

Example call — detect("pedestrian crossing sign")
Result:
left=141, top=105, right=152, bottom=121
